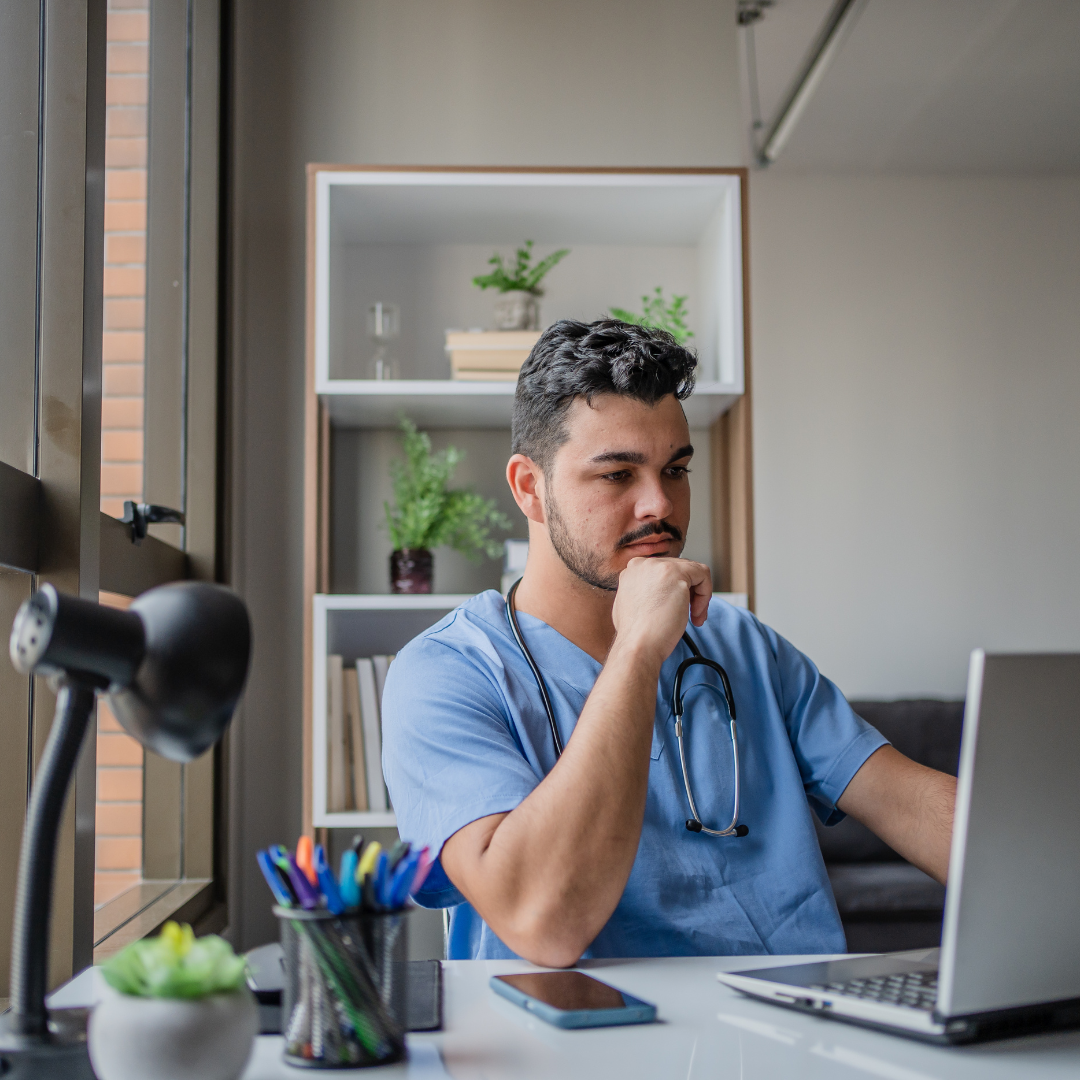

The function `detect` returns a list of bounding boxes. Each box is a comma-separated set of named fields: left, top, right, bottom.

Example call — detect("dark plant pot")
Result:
left=390, top=548, right=433, bottom=594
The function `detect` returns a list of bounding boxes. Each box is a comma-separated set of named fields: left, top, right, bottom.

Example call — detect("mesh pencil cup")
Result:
left=275, top=906, right=409, bottom=1068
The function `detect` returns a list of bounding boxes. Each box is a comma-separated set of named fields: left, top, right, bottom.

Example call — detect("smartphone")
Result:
left=489, top=971, right=657, bottom=1029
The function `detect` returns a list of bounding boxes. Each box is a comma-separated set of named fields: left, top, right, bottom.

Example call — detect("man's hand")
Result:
left=612, top=557, right=712, bottom=662
left=837, top=746, right=956, bottom=884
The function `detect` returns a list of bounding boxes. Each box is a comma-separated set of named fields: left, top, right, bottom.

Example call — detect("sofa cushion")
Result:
left=815, top=699, right=963, bottom=863
left=828, top=862, right=946, bottom=916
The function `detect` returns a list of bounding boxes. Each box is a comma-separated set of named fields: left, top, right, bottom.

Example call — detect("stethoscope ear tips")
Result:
left=734, top=824, right=750, bottom=837
left=686, top=819, right=703, bottom=833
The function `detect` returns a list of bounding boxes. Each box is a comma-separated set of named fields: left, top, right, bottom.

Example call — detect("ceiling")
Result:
left=741, top=0, right=1080, bottom=172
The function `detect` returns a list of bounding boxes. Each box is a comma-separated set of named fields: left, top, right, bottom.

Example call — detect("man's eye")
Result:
left=666, top=466, right=691, bottom=478
left=601, top=471, right=630, bottom=482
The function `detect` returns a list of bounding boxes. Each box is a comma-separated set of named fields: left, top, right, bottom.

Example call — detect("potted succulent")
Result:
left=384, top=417, right=511, bottom=593
left=472, top=239, right=570, bottom=330
left=610, top=287, right=694, bottom=345
left=89, top=921, right=258, bottom=1080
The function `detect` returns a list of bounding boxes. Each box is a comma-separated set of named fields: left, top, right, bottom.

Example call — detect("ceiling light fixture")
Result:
left=755, top=0, right=870, bottom=167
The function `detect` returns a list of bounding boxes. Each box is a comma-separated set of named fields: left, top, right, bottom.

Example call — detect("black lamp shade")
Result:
left=9, top=580, right=251, bottom=763
left=111, top=582, right=251, bottom=762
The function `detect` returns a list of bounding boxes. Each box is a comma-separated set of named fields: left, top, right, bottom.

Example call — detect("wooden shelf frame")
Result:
left=302, top=165, right=755, bottom=835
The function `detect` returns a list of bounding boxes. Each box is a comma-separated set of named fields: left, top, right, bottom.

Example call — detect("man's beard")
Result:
left=545, top=489, right=684, bottom=592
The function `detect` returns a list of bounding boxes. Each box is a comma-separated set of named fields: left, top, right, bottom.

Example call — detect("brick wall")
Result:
left=101, top=0, right=147, bottom=520
left=96, top=1, right=149, bottom=908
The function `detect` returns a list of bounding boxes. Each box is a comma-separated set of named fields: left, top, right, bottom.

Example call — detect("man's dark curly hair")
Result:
left=511, top=318, right=697, bottom=473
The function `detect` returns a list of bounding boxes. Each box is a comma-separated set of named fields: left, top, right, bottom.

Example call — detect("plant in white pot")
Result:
left=89, top=921, right=258, bottom=1080
left=472, top=239, right=570, bottom=330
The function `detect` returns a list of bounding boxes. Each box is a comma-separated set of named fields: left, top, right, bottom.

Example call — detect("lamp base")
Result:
left=0, top=1009, right=96, bottom=1079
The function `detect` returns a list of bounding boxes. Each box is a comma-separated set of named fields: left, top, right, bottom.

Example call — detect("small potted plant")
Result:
left=89, top=921, right=258, bottom=1080
left=610, top=287, right=694, bottom=345
left=384, top=417, right=511, bottom=593
left=472, top=239, right=570, bottom=330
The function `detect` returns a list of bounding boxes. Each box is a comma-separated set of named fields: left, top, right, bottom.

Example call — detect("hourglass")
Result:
left=367, top=302, right=400, bottom=380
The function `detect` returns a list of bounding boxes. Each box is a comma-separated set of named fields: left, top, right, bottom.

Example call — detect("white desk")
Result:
left=235, top=956, right=1080, bottom=1079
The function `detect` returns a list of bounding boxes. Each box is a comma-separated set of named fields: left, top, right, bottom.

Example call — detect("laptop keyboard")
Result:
left=808, top=970, right=938, bottom=1011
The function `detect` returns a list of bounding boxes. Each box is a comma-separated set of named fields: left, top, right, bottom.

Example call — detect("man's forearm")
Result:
left=445, top=637, right=662, bottom=966
left=838, top=746, right=957, bottom=885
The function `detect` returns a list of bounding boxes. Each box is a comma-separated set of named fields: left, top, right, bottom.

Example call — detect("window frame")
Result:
left=0, top=0, right=230, bottom=985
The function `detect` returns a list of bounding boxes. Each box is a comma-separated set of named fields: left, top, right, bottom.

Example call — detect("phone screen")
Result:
left=494, top=971, right=629, bottom=1012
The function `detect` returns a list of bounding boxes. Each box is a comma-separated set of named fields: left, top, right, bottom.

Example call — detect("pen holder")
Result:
left=274, top=906, right=408, bottom=1069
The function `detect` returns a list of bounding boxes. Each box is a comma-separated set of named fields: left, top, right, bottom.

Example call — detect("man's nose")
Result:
left=635, top=474, right=674, bottom=521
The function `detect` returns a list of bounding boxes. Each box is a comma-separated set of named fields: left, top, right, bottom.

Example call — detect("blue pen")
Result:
left=339, top=849, right=360, bottom=910
left=388, top=851, right=420, bottom=909
left=267, top=846, right=302, bottom=904
left=373, top=850, right=390, bottom=909
left=257, top=849, right=294, bottom=907
left=314, top=844, right=345, bottom=914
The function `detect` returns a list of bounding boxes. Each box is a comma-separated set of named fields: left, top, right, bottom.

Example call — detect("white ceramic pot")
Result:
left=88, top=983, right=258, bottom=1080
left=493, top=289, right=540, bottom=330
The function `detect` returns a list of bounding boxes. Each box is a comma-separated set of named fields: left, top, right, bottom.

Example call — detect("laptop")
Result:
left=718, top=651, right=1080, bottom=1044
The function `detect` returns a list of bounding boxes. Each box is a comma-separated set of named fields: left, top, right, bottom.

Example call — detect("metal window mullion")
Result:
left=33, top=0, right=107, bottom=983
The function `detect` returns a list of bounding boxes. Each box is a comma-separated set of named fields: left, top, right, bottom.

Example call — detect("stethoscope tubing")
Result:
left=504, top=578, right=746, bottom=837
left=506, top=579, right=564, bottom=756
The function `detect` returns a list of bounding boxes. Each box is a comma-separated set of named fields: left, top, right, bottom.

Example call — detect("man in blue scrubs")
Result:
left=382, top=319, right=956, bottom=964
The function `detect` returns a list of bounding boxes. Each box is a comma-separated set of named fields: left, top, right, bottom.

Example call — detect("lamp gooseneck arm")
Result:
left=9, top=678, right=97, bottom=1036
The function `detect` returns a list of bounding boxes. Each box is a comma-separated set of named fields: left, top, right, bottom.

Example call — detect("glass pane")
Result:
left=95, top=591, right=145, bottom=907
left=96, top=2, right=150, bottom=908
left=101, top=0, right=149, bottom=518
left=0, top=1, right=42, bottom=473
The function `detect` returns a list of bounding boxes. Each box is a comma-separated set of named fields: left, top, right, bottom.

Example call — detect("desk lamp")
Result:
left=0, top=582, right=251, bottom=1079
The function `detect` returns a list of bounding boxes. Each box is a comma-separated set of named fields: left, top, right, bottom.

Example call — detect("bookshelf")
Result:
left=303, top=166, right=756, bottom=837
left=312, top=594, right=471, bottom=828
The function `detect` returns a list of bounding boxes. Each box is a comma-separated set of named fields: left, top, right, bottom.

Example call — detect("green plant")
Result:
left=101, top=921, right=247, bottom=999
left=384, top=417, right=511, bottom=560
left=472, top=240, right=570, bottom=296
left=610, top=287, right=694, bottom=346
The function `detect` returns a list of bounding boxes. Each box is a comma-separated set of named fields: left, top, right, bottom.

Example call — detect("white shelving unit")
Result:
left=303, top=165, right=756, bottom=837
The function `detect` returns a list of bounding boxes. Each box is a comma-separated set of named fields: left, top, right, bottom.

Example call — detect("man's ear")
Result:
left=506, top=454, right=546, bottom=524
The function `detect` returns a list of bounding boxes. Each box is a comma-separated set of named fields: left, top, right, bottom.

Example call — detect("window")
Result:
left=0, top=0, right=228, bottom=990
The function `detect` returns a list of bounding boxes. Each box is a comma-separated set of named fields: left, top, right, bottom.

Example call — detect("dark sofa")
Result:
left=816, top=700, right=964, bottom=953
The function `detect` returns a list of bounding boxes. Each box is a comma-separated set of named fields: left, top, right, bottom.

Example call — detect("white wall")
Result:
left=227, top=0, right=742, bottom=951
left=751, top=175, right=1080, bottom=698
left=287, top=0, right=743, bottom=169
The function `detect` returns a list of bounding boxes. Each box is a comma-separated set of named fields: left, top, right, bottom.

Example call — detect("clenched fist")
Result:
left=611, top=557, right=712, bottom=666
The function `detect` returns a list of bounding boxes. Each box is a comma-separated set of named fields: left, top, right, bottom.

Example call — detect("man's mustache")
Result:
left=616, top=521, right=684, bottom=549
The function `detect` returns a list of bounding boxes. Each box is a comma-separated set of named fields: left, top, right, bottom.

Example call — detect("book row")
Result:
left=327, top=654, right=394, bottom=813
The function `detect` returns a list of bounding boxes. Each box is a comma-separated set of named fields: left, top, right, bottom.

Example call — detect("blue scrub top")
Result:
left=381, top=591, right=887, bottom=961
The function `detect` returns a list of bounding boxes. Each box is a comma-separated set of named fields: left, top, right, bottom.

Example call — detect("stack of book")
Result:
left=326, top=655, right=395, bottom=813
left=445, top=330, right=540, bottom=381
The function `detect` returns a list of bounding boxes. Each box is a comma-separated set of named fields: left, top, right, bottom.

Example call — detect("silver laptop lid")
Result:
left=938, top=651, right=1080, bottom=1017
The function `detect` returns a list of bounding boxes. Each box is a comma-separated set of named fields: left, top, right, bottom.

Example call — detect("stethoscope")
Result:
left=505, top=580, right=749, bottom=838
